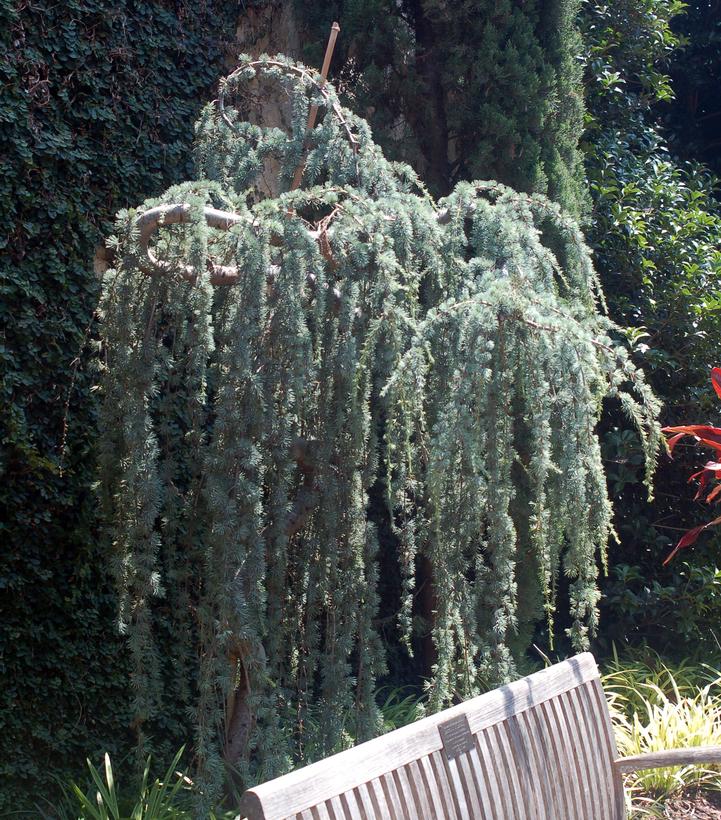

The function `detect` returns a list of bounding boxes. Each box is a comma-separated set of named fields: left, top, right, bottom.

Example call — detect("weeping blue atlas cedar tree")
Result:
left=97, top=55, right=660, bottom=802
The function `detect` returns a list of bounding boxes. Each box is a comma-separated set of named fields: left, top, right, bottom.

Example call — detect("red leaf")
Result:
left=706, top=483, right=721, bottom=504
left=662, top=425, right=721, bottom=454
left=665, top=432, right=688, bottom=455
left=693, top=469, right=710, bottom=500
left=663, top=514, right=721, bottom=565
left=689, top=463, right=721, bottom=500
left=712, top=367, right=721, bottom=400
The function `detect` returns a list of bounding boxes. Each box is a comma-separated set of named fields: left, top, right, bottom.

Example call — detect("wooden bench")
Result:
left=238, top=653, right=721, bottom=819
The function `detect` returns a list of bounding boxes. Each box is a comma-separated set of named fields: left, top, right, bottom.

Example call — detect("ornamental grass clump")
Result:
left=603, top=656, right=721, bottom=815
left=97, top=55, right=660, bottom=801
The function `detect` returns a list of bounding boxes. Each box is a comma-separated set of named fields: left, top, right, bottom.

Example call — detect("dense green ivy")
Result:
left=0, top=0, right=239, bottom=809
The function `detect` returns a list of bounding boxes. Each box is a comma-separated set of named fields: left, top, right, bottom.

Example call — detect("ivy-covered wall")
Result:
left=0, top=0, right=238, bottom=807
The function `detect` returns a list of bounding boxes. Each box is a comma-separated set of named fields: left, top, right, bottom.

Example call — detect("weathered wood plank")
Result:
left=455, top=750, right=484, bottom=818
left=405, top=758, right=433, bottom=817
left=474, top=726, right=509, bottom=819
left=353, top=782, right=374, bottom=820
left=563, top=687, right=605, bottom=814
left=463, top=741, right=496, bottom=820
left=544, top=692, right=588, bottom=818
left=418, top=751, right=449, bottom=817
left=393, top=764, right=418, bottom=817
left=364, top=778, right=386, bottom=818
left=535, top=698, right=577, bottom=819
left=430, top=749, right=462, bottom=819
left=379, top=771, right=404, bottom=818
left=513, top=707, right=555, bottom=819
left=310, top=802, right=329, bottom=820
left=589, top=677, right=630, bottom=818
left=578, top=680, right=617, bottom=819
left=616, top=746, right=721, bottom=773
left=491, top=720, right=531, bottom=820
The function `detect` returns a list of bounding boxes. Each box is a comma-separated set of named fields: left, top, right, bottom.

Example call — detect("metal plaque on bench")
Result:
left=438, top=714, right=474, bottom=760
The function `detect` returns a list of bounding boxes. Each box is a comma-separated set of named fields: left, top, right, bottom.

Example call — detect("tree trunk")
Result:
left=407, top=0, right=452, bottom=195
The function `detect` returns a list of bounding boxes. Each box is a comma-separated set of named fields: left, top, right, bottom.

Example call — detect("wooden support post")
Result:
left=290, top=22, right=341, bottom=192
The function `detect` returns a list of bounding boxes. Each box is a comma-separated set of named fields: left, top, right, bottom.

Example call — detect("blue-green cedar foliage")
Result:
left=98, top=56, right=660, bottom=802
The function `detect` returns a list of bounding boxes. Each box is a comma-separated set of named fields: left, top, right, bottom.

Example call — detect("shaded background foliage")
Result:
left=3, top=0, right=721, bottom=810
left=666, top=0, right=721, bottom=176
left=0, top=0, right=237, bottom=809
left=579, top=0, right=721, bottom=652
left=296, top=0, right=588, bottom=214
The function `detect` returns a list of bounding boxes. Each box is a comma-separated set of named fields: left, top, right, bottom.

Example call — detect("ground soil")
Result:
left=663, top=790, right=721, bottom=818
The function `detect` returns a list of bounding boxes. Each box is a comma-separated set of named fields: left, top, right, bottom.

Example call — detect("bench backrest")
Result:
left=238, top=653, right=626, bottom=819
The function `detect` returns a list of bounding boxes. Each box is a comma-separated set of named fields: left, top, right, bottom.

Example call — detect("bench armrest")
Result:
left=237, top=791, right=264, bottom=820
left=615, top=746, right=721, bottom=774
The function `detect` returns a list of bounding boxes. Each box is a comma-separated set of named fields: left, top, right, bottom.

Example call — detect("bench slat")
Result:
left=365, top=778, right=385, bottom=818
left=591, top=676, right=627, bottom=817
left=462, top=742, right=494, bottom=820
left=548, top=690, right=588, bottom=817
left=353, top=781, right=373, bottom=820
left=430, top=749, right=461, bottom=818
left=456, top=750, right=483, bottom=817
left=566, top=687, right=605, bottom=814
left=513, top=708, right=554, bottom=818
left=309, top=803, right=327, bottom=820
left=394, top=763, right=420, bottom=816
left=537, top=697, right=579, bottom=818
left=579, top=679, right=617, bottom=819
left=417, top=750, right=448, bottom=817
left=443, top=753, right=470, bottom=817
left=473, top=730, right=504, bottom=820
left=495, top=720, right=531, bottom=820
left=405, top=758, right=432, bottom=817
left=385, top=770, right=408, bottom=818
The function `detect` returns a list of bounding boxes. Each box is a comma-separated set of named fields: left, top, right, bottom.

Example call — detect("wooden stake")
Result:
left=290, top=22, right=340, bottom=191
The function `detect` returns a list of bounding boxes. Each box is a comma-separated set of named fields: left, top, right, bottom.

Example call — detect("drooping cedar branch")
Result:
left=134, top=200, right=460, bottom=284
left=136, top=203, right=247, bottom=281
left=98, top=56, right=660, bottom=809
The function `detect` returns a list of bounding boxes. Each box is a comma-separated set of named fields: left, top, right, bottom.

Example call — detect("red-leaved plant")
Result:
left=662, top=367, right=721, bottom=564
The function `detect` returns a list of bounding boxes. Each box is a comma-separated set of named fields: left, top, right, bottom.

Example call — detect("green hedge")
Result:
left=0, top=0, right=238, bottom=808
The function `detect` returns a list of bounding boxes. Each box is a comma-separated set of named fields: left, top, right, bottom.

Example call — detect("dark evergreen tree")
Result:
left=296, top=0, right=588, bottom=214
